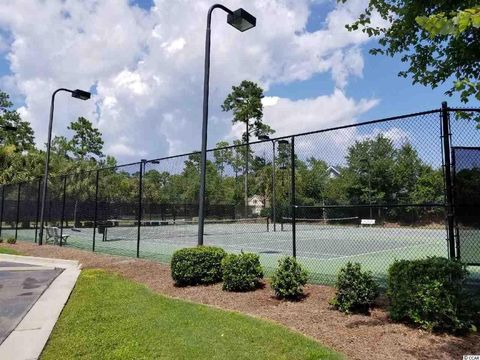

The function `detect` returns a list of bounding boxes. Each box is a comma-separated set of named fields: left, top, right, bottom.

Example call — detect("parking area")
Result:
left=0, top=254, right=80, bottom=360
left=0, top=261, right=63, bottom=345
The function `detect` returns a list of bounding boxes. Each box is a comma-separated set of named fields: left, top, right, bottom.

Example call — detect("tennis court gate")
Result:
left=1, top=103, right=479, bottom=284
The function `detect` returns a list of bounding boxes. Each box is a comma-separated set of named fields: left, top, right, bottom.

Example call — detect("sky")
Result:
left=0, top=0, right=474, bottom=165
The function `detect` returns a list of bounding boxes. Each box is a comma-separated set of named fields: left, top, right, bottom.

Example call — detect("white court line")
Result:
left=304, top=241, right=445, bottom=262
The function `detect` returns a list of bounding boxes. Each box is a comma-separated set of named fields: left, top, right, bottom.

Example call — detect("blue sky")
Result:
left=0, top=0, right=474, bottom=165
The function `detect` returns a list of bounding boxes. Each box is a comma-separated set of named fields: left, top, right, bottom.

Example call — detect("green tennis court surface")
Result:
left=15, top=221, right=458, bottom=284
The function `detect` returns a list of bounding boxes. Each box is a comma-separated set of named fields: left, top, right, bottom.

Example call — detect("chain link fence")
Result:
left=1, top=105, right=479, bottom=285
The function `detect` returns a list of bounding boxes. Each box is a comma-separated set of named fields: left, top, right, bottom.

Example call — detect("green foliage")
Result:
left=341, top=0, right=480, bottom=109
left=221, top=252, right=264, bottom=292
left=0, top=238, right=3, bottom=243
left=0, top=90, right=35, bottom=151
left=331, top=262, right=379, bottom=314
left=213, top=141, right=233, bottom=178
left=387, top=257, right=475, bottom=333
left=416, top=7, right=480, bottom=38
left=271, top=256, right=308, bottom=300
left=6, top=236, right=16, bottom=244
left=171, top=246, right=226, bottom=286
left=68, top=117, right=105, bottom=160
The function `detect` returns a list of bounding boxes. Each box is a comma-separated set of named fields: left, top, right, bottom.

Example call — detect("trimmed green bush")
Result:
left=6, top=236, right=16, bottom=244
left=271, top=256, right=308, bottom=300
left=222, top=252, right=264, bottom=292
left=388, top=257, right=474, bottom=333
left=331, top=262, right=378, bottom=314
left=171, top=246, right=226, bottom=286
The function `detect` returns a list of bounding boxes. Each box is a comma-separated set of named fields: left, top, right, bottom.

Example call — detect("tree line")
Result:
left=1, top=82, right=447, bottom=224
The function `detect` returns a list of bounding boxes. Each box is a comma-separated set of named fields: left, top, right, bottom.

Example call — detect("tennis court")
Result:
left=16, top=218, right=448, bottom=284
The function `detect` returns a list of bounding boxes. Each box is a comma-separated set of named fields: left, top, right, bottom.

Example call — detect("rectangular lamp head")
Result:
left=278, top=139, right=289, bottom=145
left=71, top=89, right=91, bottom=101
left=258, top=135, right=270, bottom=140
left=227, top=8, right=256, bottom=32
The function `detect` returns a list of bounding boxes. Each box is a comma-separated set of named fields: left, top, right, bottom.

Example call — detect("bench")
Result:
left=45, top=226, right=69, bottom=246
left=360, top=219, right=376, bottom=227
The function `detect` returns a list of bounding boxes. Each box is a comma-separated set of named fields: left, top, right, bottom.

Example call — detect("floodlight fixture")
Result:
left=278, top=139, right=289, bottom=145
left=227, top=8, right=256, bottom=32
left=257, top=135, right=270, bottom=141
left=71, top=89, right=91, bottom=101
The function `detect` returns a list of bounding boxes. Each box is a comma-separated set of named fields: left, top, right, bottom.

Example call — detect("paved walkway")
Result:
left=0, top=254, right=81, bottom=360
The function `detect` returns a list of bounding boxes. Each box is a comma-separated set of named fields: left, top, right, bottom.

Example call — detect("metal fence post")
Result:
left=272, top=140, right=276, bottom=231
left=451, top=148, right=460, bottom=260
left=441, top=101, right=456, bottom=259
left=0, top=185, right=4, bottom=238
left=15, top=183, right=21, bottom=240
left=92, top=170, right=100, bottom=252
left=290, top=136, right=296, bottom=258
left=137, top=161, right=143, bottom=258
left=59, top=175, right=67, bottom=246
left=34, top=179, right=41, bottom=243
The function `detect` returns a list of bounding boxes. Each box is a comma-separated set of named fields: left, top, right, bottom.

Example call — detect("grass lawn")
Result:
left=41, top=269, right=341, bottom=360
left=0, top=246, right=20, bottom=255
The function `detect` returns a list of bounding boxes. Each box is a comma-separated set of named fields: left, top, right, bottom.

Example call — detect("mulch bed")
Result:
left=3, top=242, right=479, bottom=360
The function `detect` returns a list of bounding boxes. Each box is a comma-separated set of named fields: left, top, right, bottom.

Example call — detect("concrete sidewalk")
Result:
left=0, top=254, right=81, bottom=360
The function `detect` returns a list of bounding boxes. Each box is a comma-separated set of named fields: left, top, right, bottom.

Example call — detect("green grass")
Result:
left=41, top=269, right=341, bottom=360
left=0, top=246, right=20, bottom=255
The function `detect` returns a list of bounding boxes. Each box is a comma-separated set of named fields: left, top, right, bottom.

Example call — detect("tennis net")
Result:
left=281, top=216, right=359, bottom=231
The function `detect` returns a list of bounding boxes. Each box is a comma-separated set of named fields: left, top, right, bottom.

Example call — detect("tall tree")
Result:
left=345, top=135, right=397, bottom=207
left=222, top=80, right=274, bottom=216
left=68, top=117, right=104, bottom=160
left=341, top=1, right=480, bottom=110
left=0, top=90, right=35, bottom=151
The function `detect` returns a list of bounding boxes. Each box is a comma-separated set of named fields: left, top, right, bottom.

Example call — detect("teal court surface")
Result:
left=13, top=221, right=461, bottom=284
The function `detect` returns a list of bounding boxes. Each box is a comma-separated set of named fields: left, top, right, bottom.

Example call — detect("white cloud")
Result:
left=237, top=89, right=378, bottom=165
left=0, top=0, right=380, bottom=163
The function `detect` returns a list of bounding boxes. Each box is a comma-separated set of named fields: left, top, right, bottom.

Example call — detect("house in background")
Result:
left=326, top=166, right=340, bottom=179
left=248, top=195, right=267, bottom=215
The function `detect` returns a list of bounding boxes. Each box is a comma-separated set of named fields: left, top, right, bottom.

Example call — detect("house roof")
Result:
left=326, top=166, right=340, bottom=176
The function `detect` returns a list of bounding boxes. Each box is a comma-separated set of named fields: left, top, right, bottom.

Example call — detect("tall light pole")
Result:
left=38, top=88, right=91, bottom=245
left=198, top=5, right=256, bottom=246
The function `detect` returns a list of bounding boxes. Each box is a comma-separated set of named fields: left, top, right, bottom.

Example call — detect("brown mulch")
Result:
left=3, top=242, right=479, bottom=360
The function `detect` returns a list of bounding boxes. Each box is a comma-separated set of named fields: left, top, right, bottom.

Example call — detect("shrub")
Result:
left=388, top=257, right=474, bottom=333
left=0, top=238, right=3, bottom=243
left=331, top=262, right=379, bottom=314
left=171, top=246, right=226, bottom=286
left=271, top=256, right=308, bottom=300
left=6, top=236, right=16, bottom=244
left=222, top=252, right=264, bottom=292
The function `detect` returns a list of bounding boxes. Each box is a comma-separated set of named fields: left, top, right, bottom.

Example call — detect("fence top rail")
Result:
left=448, top=107, right=480, bottom=112
left=1, top=106, right=479, bottom=186
left=142, top=108, right=445, bottom=163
